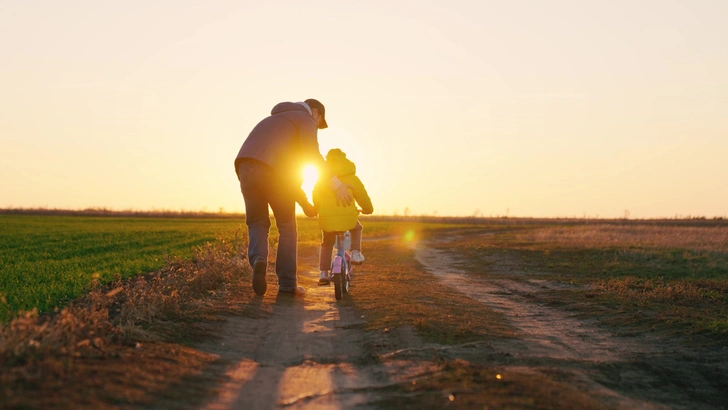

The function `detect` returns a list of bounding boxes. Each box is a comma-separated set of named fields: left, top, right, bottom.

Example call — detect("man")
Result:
left=235, top=99, right=351, bottom=297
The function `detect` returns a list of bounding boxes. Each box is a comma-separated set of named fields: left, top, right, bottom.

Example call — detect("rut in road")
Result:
left=413, top=236, right=727, bottom=410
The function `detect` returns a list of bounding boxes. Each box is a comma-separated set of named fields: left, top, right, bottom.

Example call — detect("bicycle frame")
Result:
left=331, top=231, right=352, bottom=300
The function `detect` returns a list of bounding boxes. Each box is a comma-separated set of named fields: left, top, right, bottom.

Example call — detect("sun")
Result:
left=301, top=164, right=319, bottom=200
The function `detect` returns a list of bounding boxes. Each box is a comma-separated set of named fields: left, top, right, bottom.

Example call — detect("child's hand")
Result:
left=302, top=202, right=318, bottom=218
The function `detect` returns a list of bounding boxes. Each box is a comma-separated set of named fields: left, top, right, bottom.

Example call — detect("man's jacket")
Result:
left=235, top=102, right=324, bottom=189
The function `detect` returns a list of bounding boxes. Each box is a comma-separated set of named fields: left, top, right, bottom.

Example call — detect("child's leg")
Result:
left=319, top=230, right=337, bottom=271
left=350, top=221, right=363, bottom=251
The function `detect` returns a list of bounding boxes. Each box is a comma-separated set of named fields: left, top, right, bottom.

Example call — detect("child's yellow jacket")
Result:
left=313, top=149, right=374, bottom=232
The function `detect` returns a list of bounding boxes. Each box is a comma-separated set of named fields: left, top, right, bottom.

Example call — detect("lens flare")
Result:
left=404, top=230, right=415, bottom=242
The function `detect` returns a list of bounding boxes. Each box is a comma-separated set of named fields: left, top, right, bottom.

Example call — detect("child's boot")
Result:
left=351, top=250, right=365, bottom=265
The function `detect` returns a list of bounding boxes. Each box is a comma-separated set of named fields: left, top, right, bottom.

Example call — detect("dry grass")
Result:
left=0, top=232, right=255, bottom=409
left=516, top=225, right=728, bottom=252
left=596, top=277, right=728, bottom=304
left=592, top=276, right=728, bottom=335
left=448, top=224, right=728, bottom=338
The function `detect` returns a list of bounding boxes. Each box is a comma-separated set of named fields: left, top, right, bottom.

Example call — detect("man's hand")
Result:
left=301, top=202, right=318, bottom=218
left=331, top=176, right=353, bottom=207
left=334, top=183, right=353, bottom=206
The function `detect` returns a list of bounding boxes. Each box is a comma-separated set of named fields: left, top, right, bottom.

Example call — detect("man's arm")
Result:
left=294, top=187, right=317, bottom=218
left=299, top=118, right=352, bottom=206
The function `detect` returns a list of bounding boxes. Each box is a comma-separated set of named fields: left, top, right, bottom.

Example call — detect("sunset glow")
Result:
left=1, top=1, right=726, bottom=218
left=301, top=165, right=319, bottom=202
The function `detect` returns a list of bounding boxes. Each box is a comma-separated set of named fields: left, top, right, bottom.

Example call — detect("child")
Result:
left=313, top=148, right=373, bottom=285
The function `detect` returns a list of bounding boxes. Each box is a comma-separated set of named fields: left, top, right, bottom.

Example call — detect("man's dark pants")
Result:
left=237, top=160, right=298, bottom=291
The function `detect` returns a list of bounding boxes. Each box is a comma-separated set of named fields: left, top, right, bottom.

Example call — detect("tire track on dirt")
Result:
left=411, top=237, right=711, bottom=410
left=413, top=239, right=647, bottom=363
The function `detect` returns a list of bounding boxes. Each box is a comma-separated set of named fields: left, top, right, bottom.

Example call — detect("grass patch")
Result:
left=0, top=213, right=469, bottom=322
left=509, top=224, right=727, bottom=281
left=0, top=233, right=255, bottom=409
left=447, top=223, right=728, bottom=340
left=0, top=214, right=246, bottom=321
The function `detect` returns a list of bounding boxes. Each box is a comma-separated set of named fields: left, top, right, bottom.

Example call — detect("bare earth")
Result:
left=153, top=234, right=728, bottom=410
left=157, top=273, right=437, bottom=410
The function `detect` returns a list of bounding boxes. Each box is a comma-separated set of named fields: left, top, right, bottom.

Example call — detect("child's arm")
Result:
left=351, top=177, right=374, bottom=215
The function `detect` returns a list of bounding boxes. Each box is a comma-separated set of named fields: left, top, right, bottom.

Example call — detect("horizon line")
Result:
left=1, top=207, right=725, bottom=222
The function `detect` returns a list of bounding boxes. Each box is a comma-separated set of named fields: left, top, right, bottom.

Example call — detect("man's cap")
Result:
left=305, top=98, right=328, bottom=129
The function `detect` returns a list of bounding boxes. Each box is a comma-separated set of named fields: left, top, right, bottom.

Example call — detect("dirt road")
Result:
left=157, top=235, right=727, bottom=410
left=413, top=236, right=728, bottom=410
left=172, top=271, right=437, bottom=409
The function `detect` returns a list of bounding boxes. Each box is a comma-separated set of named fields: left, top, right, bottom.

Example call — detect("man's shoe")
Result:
left=278, top=286, right=306, bottom=297
left=318, top=271, right=330, bottom=285
left=351, top=250, right=365, bottom=265
left=252, top=258, right=267, bottom=296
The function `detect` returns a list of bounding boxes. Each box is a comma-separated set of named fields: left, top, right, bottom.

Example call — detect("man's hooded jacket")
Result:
left=235, top=102, right=325, bottom=191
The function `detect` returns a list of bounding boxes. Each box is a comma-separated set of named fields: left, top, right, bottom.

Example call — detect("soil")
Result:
left=413, top=235, right=728, bottom=410
left=145, top=233, right=728, bottom=410
left=149, top=273, right=439, bottom=410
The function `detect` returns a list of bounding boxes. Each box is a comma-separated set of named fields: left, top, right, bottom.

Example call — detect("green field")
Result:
left=5, top=212, right=726, bottom=337
left=0, top=214, right=248, bottom=321
left=0, top=213, right=471, bottom=322
left=2, top=213, right=727, bottom=409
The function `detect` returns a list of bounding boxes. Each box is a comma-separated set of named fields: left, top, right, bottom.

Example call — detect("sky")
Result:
left=1, top=0, right=727, bottom=218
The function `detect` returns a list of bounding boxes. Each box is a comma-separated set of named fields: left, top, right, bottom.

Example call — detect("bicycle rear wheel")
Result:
left=343, top=262, right=350, bottom=294
left=333, top=273, right=343, bottom=300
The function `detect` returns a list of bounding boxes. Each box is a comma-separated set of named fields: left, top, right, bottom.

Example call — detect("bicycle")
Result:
left=328, top=230, right=353, bottom=300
